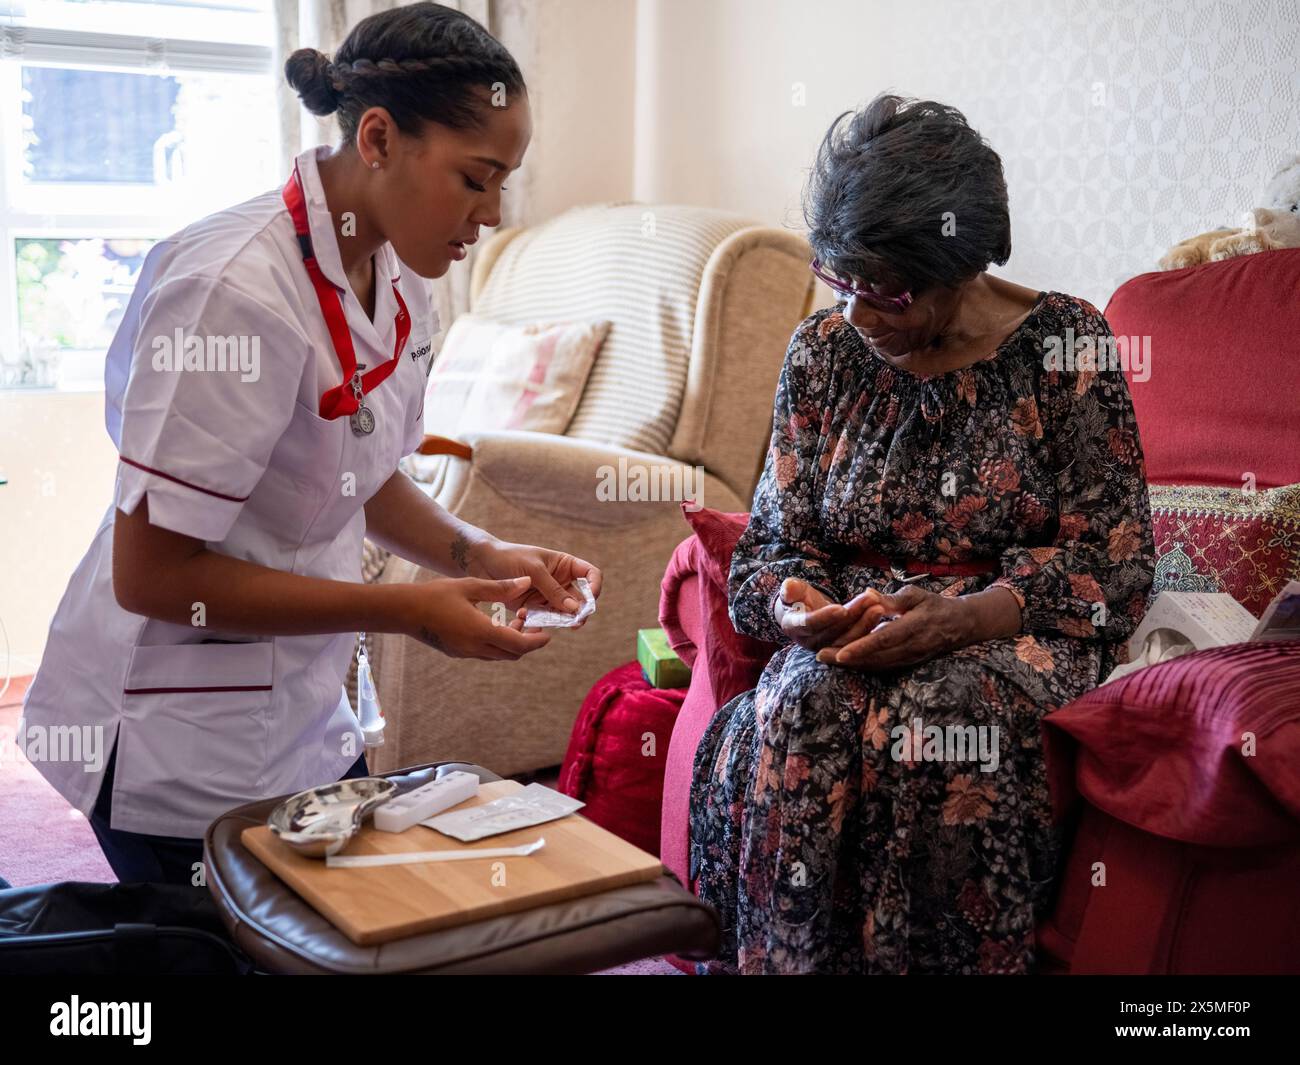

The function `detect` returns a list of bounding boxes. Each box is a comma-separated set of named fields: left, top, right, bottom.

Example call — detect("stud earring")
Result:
left=371, top=161, right=380, bottom=170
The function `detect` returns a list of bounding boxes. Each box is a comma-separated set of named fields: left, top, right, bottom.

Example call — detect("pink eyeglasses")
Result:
left=810, top=258, right=914, bottom=313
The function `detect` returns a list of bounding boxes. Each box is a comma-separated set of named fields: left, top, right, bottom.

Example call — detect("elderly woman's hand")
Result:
left=815, top=585, right=1021, bottom=670
left=775, top=577, right=877, bottom=651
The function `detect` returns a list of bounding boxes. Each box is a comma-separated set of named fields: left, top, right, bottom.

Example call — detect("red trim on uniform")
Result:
left=282, top=164, right=412, bottom=421
left=124, top=685, right=273, bottom=695
left=118, top=455, right=249, bottom=503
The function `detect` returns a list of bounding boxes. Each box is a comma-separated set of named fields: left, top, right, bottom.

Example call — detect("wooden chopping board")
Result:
left=241, top=779, right=663, bottom=946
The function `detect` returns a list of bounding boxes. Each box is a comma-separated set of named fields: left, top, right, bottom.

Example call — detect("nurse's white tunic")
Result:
left=21, top=145, right=439, bottom=838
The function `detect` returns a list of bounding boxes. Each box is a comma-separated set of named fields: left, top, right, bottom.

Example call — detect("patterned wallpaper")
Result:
left=640, top=0, right=1300, bottom=310
left=933, top=0, right=1300, bottom=306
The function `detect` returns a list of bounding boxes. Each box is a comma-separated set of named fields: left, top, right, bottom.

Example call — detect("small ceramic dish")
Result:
left=268, top=777, right=397, bottom=858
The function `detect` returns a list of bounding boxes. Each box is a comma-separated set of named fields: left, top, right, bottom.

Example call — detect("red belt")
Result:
left=850, top=546, right=998, bottom=579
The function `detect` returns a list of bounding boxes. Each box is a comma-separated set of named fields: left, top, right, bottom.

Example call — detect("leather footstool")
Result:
left=204, top=760, right=720, bottom=974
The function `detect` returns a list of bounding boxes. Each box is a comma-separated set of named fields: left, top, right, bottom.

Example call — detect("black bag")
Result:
left=0, top=880, right=254, bottom=974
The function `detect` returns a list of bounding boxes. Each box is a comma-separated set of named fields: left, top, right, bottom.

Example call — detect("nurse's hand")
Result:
left=470, top=539, right=603, bottom=629
left=403, top=575, right=553, bottom=660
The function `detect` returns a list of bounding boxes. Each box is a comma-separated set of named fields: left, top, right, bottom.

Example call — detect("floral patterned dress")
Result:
left=688, top=292, right=1155, bottom=975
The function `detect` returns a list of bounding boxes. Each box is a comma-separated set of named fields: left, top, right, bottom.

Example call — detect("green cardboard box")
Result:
left=637, top=627, right=691, bottom=689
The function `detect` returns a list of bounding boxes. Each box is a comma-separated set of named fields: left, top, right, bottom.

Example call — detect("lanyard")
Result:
left=281, top=164, right=411, bottom=432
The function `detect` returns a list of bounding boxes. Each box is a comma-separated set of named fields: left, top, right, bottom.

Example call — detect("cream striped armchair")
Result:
left=365, top=202, right=814, bottom=776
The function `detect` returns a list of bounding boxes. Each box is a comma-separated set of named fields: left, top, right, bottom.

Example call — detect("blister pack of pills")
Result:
left=521, top=576, right=596, bottom=629
left=422, top=783, right=585, bottom=842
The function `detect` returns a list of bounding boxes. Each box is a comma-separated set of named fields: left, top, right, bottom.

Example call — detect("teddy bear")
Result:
left=1159, top=154, right=1300, bottom=270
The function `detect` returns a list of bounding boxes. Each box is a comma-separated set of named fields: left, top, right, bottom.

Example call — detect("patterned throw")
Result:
left=1149, top=483, right=1300, bottom=617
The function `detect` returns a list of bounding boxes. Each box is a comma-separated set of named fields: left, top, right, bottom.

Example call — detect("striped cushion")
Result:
left=473, top=203, right=755, bottom=456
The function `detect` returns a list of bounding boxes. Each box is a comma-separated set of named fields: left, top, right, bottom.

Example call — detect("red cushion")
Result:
left=1044, top=641, right=1300, bottom=847
left=659, top=504, right=774, bottom=707
left=1106, top=247, right=1300, bottom=490
left=1149, top=483, right=1300, bottom=616
left=681, top=505, right=749, bottom=572
left=558, top=661, right=686, bottom=857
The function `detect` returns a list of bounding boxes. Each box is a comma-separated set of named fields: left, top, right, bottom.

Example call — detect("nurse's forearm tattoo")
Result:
left=450, top=531, right=471, bottom=573
left=416, top=626, right=446, bottom=652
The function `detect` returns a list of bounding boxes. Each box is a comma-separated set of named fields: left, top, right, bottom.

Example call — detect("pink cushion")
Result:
left=659, top=566, right=716, bottom=892
left=658, top=506, right=777, bottom=895
left=658, top=536, right=705, bottom=670
left=1044, top=641, right=1300, bottom=847
left=1106, top=247, right=1300, bottom=490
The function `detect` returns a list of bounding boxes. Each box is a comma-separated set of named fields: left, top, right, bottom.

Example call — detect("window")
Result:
left=0, top=0, right=278, bottom=389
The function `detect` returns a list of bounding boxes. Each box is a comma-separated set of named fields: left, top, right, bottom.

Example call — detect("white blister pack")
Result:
left=521, top=577, right=596, bottom=629
left=423, top=783, right=584, bottom=842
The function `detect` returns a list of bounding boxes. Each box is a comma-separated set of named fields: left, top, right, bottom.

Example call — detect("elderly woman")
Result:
left=689, top=95, right=1155, bottom=975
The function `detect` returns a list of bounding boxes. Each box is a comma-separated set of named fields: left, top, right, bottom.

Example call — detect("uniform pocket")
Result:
left=120, top=641, right=274, bottom=801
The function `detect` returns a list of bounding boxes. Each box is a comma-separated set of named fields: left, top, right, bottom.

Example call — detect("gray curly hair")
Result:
left=803, top=93, right=1012, bottom=294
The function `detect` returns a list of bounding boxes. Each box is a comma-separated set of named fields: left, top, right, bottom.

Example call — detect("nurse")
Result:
left=20, top=2, right=600, bottom=886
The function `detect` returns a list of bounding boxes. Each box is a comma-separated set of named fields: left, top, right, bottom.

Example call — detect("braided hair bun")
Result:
left=282, top=2, right=525, bottom=141
left=284, top=48, right=340, bottom=117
